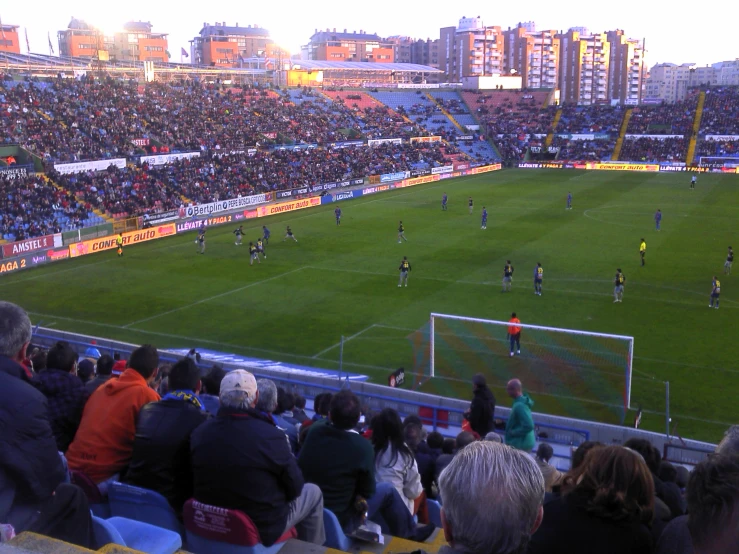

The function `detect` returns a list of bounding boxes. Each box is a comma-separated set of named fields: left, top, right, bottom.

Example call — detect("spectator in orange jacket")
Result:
left=66, top=345, right=160, bottom=491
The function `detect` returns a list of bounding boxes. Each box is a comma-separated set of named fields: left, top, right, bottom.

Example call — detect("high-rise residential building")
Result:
left=0, top=23, right=21, bottom=54
left=714, top=59, right=739, bottom=85
left=557, top=28, right=611, bottom=105
left=303, top=29, right=393, bottom=62
left=112, top=22, right=168, bottom=63
left=386, top=36, right=413, bottom=64
left=504, top=24, right=559, bottom=90
left=410, top=38, right=441, bottom=82
left=439, top=16, right=504, bottom=82
left=645, top=63, right=719, bottom=103
left=606, top=30, right=646, bottom=105
left=191, top=23, right=276, bottom=67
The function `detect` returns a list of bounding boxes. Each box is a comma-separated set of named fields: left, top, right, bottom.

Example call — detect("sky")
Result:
left=2, top=0, right=735, bottom=67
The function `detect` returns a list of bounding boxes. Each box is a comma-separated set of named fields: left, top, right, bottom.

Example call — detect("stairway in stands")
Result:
left=424, top=92, right=465, bottom=132
left=685, top=91, right=706, bottom=165
left=611, top=108, right=633, bottom=161
left=544, top=107, right=563, bottom=147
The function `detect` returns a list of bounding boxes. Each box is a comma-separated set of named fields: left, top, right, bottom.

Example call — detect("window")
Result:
left=330, top=53, right=344, bottom=58
left=216, top=47, right=234, bottom=54
left=0, top=39, right=13, bottom=47
left=77, top=43, right=94, bottom=49
left=144, top=45, right=163, bottom=52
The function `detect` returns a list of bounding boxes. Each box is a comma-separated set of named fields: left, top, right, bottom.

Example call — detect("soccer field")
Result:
left=2, top=169, right=737, bottom=442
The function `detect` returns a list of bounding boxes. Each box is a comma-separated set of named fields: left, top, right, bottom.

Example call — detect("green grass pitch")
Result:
left=2, top=169, right=736, bottom=442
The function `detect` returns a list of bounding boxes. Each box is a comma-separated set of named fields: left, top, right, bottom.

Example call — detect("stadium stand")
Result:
left=618, top=137, right=688, bottom=163
left=698, top=87, right=739, bottom=135
left=550, top=136, right=616, bottom=161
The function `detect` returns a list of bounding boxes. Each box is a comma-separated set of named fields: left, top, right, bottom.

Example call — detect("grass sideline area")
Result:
left=2, top=169, right=736, bottom=442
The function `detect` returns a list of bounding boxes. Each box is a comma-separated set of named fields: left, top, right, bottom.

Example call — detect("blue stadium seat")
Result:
left=183, top=498, right=296, bottom=554
left=92, top=515, right=182, bottom=554
left=108, top=481, right=183, bottom=536
left=426, top=499, right=442, bottom=527
left=322, top=508, right=352, bottom=551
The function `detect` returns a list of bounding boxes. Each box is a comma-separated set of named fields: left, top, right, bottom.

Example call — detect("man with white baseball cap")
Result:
left=190, top=369, right=325, bottom=546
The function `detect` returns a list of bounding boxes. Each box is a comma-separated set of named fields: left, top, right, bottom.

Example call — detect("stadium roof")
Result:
left=198, top=24, right=270, bottom=38
left=310, top=30, right=383, bottom=42
left=291, top=60, right=442, bottom=73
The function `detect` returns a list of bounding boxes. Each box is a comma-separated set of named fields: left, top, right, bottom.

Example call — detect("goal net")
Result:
left=411, top=313, right=634, bottom=425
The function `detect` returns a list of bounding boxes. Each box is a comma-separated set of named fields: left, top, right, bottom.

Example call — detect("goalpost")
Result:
left=428, top=312, right=634, bottom=422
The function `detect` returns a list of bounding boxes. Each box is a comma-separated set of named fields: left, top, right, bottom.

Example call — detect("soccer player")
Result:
left=283, top=226, right=297, bottom=242
left=256, top=238, right=266, bottom=259
left=397, top=220, right=408, bottom=243
left=534, top=262, right=543, bottom=296
left=249, top=242, right=261, bottom=265
left=709, top=276, right=721, bottom=309
left=335, top=207, right=342, bottom=226
left=502, top=260, right=514, bottom=292
left=233, top=225, right=244, bottom=245
left=613, top=268, right=625, bottom=303
left=442, top=193, right=448, bottom=211
left=116, top=233, right=123, bottom=257
left=468, top=197, right=474, bottom=215
left=725, top=246, right=733, bottom=275
left=639, top=238, right=647, bottom=267
left=508, top=312, right=521, bottom=357
left=197, top=228, right=206, bottom=254
left=481, top=207, right=488, bottom=230
left=690, top=174, right=697, bottom=190
left=398, top=256, right=411, bottom=287
left=654, top=209, right=662, bottom=231
left=262, top=225, right=271, bottom=244
left=566, top=192, right=572, bottom=210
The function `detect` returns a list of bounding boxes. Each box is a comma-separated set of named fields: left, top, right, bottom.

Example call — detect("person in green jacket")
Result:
left=504, top=379, right=536, bottom=451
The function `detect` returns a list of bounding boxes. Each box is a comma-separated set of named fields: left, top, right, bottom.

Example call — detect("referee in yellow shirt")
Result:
left=639, top=238, right=646, bottom=266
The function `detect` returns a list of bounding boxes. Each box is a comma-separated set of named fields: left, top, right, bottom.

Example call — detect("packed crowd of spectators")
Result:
left=556, top=104, right=624, bottom=134
left=698, top=87, right=739, bottom=135
left=49, top=142, right=452, bottom=217
left=619, top=137, right=688, bottom=163
left=551, top=136, right=616, bottom=161
left=1, top=174, right=88, bottom=240
left=1, top=301, right=738, bottom=554
left=694, top=138, right=739, bottom=159
left=627, top=96, right=698, bottom=135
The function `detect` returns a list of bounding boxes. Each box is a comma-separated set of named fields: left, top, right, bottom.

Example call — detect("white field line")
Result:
left=122, top=266, right=308, bottom=328
left=311, top=324, right=378, bottom=359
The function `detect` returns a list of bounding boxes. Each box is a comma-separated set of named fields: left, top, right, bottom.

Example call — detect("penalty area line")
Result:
left=311, top=324, right=378, bottom=359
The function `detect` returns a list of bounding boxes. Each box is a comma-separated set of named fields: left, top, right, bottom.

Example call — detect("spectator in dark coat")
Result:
left=191, top=370, right=325, bottom=546
left=434, top=432, right=476, bottom=484
left=123, top=358, right=209, bottom=513
left=465, top=374, right=496, bottom=437
left=415, top=431, right=443, bottom=497
left=198, top=364, right=225, bottom=415
left=658, top=461, right=686, bottom=515
left=657, top=453, right=739, bottom=554
left=528, top=445, right=655, bottom=554
left=625, top=438, right=684, bottom=520
left=0, top=301, right=92, bottom=547
left=33, top=341, right=89, bottom=452
left=293, top=395, right=309, bottom=423
left=85, top=354, right=114, bottom=395
left=77, top=359, right=95, bottom=385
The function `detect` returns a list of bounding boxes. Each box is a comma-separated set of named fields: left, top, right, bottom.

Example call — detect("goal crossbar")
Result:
left=429, top=312, right=634, bottom=410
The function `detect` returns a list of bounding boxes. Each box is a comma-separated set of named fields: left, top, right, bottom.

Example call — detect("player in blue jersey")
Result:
left=335, top=207, right=342, bottom=225
left=654, top=209, right=662, bottom=231
left=481, top=207, right=488, bottom=230
left=262, top=225, right=271, bottom=244
left=442, top=193, right=448, bottom=211
left=566, top=192, right=572, bottom=210
left=534, top=262, right=543, bottom=296
left=709, top=276, right=721, bottom=309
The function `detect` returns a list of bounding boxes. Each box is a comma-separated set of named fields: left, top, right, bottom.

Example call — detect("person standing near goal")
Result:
left=502, top=261, right=514, bottom=292
left=566, top=192, right=572, bottom=210
left=690, top=174, right=697, bottom=190
left=468, top=197, right=474, bottom=215
left=613, top=268, right=625, bottom=303
left=398, top=256, right=411, bottom=287
left=508, top=312, right=521, bottom=357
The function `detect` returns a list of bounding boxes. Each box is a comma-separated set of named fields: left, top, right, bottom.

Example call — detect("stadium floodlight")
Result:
left=428, top=312, right=634, bottom=422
